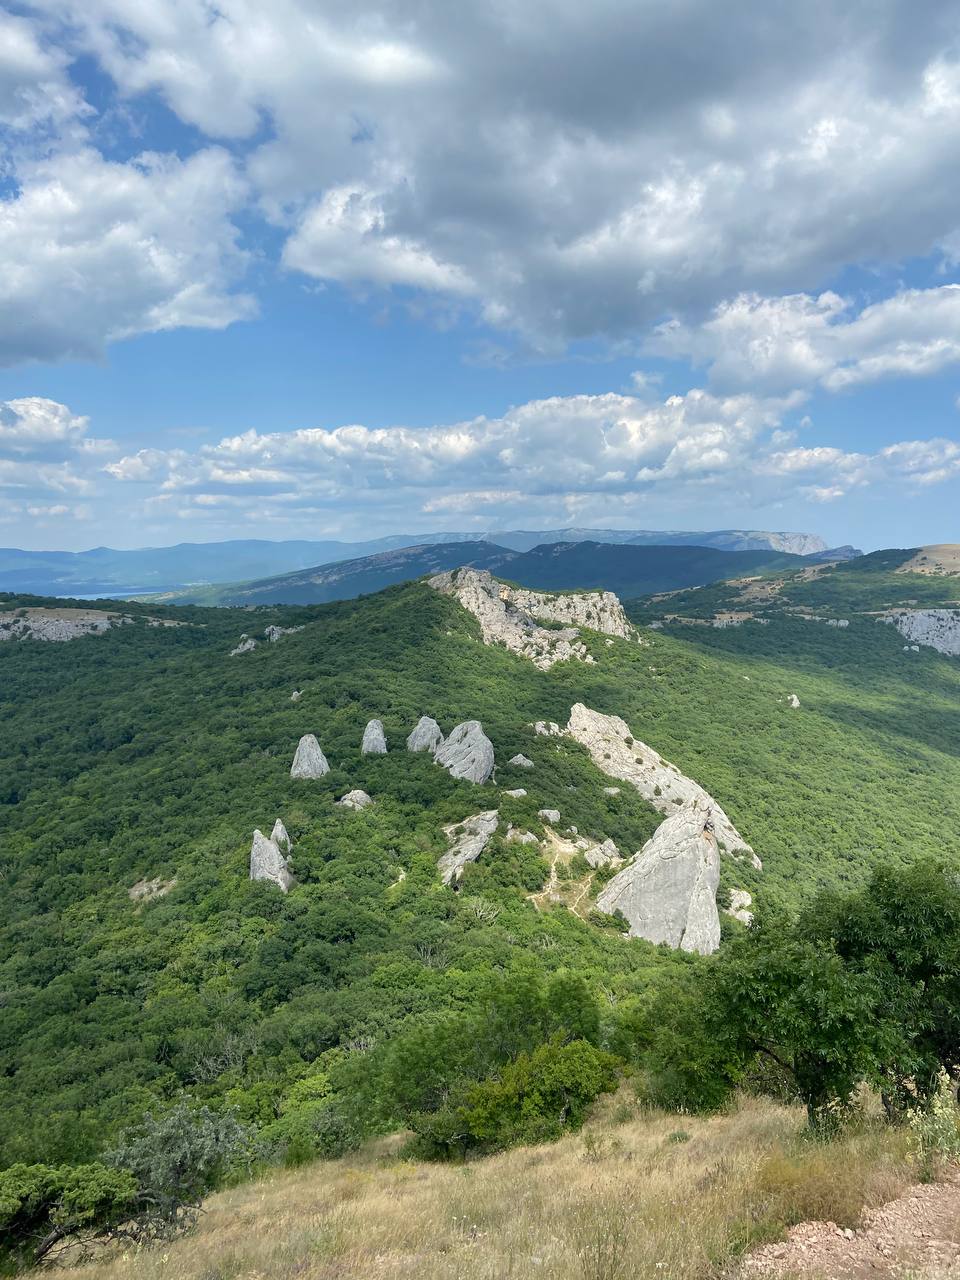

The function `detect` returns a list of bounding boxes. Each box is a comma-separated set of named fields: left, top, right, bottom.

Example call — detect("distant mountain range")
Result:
left=0, top=528, right=858, bottom=597
left=147, top=540, right=813, bottom=606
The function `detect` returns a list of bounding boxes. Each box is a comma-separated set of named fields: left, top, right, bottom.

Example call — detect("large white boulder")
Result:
left=362, top=719, right=387, bottom=754
left=434, top=721, right=495, bottom=784
left=338, top=789, right=373, bottom=810
left=407, top=716, right=444, bottom=752
left=596, top=801, right=720, bottom=954
left=437, top=811, right=499, bottom=885
left=290, top=733, right=330, bottom=778
left=250, top=827, right=294, bottom=892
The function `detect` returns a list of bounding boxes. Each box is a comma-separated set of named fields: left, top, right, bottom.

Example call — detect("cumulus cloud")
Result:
left=103, top=386, right=960, bottom=531
left=11, top=0, right=960, bottom=349
left=0, top=397, right=112, bottom=504
left=0, top=147, right=255, bottom=366
left=649, top=285, right=960, bottom=392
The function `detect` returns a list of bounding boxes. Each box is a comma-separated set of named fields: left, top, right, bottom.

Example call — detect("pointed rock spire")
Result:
left=250, top=827, right=294, bottom=892
left=290, top=733, right=330, bottom=778
left=362, top=719, right=387, bottom=754
left=434, top=720, right=495, bottom=784
left=407, top=716, right=443, bottom=753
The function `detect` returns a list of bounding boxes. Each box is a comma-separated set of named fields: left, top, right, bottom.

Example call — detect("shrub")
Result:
left=0, top=1161, right=136, bottom=1267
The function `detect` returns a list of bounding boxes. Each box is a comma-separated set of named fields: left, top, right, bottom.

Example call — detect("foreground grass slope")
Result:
left=49, top=1094, right=915, bottom=1280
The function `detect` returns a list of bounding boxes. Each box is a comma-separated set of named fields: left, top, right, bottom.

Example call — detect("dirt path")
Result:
left=741, top=1172, right=960, bottom=1278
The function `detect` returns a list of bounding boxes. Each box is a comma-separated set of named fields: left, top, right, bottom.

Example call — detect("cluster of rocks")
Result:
left=884, top=608, right=960, bottom=656
left=250, top=819, right=295, bottom=892
left=230, top=623, right=304, bottom=656
left=437, top=811, right=499, bottom=885
left=428, top=567, right=633, bottom=670
left=0, top=607, right=132, bottom=643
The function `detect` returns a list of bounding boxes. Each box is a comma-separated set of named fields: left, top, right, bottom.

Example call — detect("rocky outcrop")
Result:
left=565, top=703, right=755, bottom=864
left=265, top=624, right=304, bottom=643
left=507, top=827, right=539, bottom=845
left=595, top=801, right=721, bottom=954
left=502, top=787, right=527, bottom=798
left=230, top=635, right=258, bottom=656
left=0, top=607, right=132, bottom=643
left=434, top=720, right=495, bottom=784
left=338, top=789, right=373, bottom=810
left=271, top=819, right=292, bottom=854
left=290, top=690, right=303, bottom=702
left=290, top=734, right=330, bottom=778
left=534, top=721, right=562, bottom=736
left=884, top=609, right=960, bottom=656
left=787, top=693, right=801, bottom=708
left=602, top=786, right=621, bottom=796
left=128, top=876, right=176, bottom=901
left=250, top=827, right=294, bottom=892
left=429, top=568, right=631, bottom=670
left=727, top=889, right=753, bottom=925
left=407, top=716, right=444, bottom=752
left=584, top=838, right=622, bottom=869
left=362, top=719, right=387, bottom=754
left=509, top=754, right=535, bottom=769
left=538, top=808, right=560, bottom=824
left=437, top=811, right=499, bottom=885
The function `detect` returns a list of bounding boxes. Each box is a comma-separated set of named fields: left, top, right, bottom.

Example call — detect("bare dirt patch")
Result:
left=898, top=545, right=960, bottom=577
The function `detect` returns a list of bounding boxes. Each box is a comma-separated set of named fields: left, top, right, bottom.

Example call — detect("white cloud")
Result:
left=648, top=285, right=960, bottom=392
left=0, top=397, right=113, bottom=504
left=0, top=11, right=85, bottom=131
left=0, top=146, right=255, bottom=366
left=15, top=0, right=960, bottom=348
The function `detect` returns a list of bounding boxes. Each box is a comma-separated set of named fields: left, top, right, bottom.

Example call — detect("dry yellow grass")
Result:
left=49, top=1093, right=914, bottom=1280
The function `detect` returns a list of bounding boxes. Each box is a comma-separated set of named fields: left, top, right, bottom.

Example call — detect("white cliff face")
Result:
left=407, top=716, right=444, bottom=752
left=290, top=734, right=330, bottom=778
left=434, top=720, right=495, bottom=784
left=428, top=568, right=631, bottom=670
left=361, top=719, right=387, bottom=754
left=437, top=811, right=499, bottom=885
left=250, top=827, right=294, bottom=892
left=884, top=609, right=960, bottom=655
left=565, top=703, right=755, bottom=864
left=595, top=801, right=721, bottom=954
left=0, top=608, right=132, bottom=642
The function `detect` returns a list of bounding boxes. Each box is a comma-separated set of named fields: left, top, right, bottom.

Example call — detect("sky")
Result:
left=2, top=2, right=960, bottom=552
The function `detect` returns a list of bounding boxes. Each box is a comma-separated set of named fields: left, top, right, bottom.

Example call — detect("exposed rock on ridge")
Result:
left=596, top=800, right=721, bottom=954
left=290, top=734, right=330, bottom=778
left=250, top=826, right=294, bottom=892
left=434, top=720, right=495, bottom=784
left=362, top=719, right=387, bottom=754
left=437, top=811, right=499, bottom=884
left=407, top=716, right=444, bottom=752
left=428, top=567, right=631, bottom=669
left=0, top=607, right=132, bottom=643
left=884, top=609, right=960, bottom=656
left=565, top=702, right=755, bottom=864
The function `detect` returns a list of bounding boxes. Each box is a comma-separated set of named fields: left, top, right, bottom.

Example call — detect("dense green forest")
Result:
left=2, top=571, right=960, bottom=1223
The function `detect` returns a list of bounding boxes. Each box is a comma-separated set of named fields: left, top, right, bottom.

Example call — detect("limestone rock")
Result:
left=290, top=690, right=303, bottom=702
left=128, top=876, right=176, bottom=901
left=727, top=889, right=754, bottom=925
left=428, top=567, right=632, bottom=670
left=362, top=719, right=387, bottom=754
left=538, top=808, right=560, bottom=824
left=407, top=716, right=444, bottom=752
left=437, top=811, right=499, bottom=885
left=787, top=693, right=801, bottom=708
left=0, top=607, right=132, bottom=643
left=338, top=789, right=373, bottom=810
left=271, top=819, right=292, bottom=854
left=265, top=624, right=304, bottom=642
left=509, top=754, right=535, bottom=769
left=603, top=787, right=621, bottom=796
left=596, top=801, right=721, bottom=954
left=584, top=838, right=622, bottom=869
left=290, top=733, right=330, bottom=778
left=503, top=788, right=527, bottom=798
left=434, top=720, right=495, bottom=784
left=250, top=828, right=294, bottom=892
left=565, top=703, right=755, bottom=863
left=230, top=635, right=257, bottom=656
left=884, top=609, right=960, bottom=655
left=534, top=721, right=562, bottom=736
left=507, top=827, right=540, bottom=845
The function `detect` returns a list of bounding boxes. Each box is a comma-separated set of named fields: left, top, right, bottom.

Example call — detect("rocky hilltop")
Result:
left=428, top=567, right=631, bottom=669
left=0, top=607, right=131, bottom=642
left=885, top=609, right=960, bottom=655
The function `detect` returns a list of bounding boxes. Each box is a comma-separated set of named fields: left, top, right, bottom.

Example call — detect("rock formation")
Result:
left=265, top=624, right=303, bottom=642
left=0, top=607, right=132, bottom=643
left=338, top=789, right=373, bottom=810
left=538, top=808, right=560, bottom=824
left=250, top=827, right=294, bottom=892
left=503, top=788, right=527, bottom=798
left=428, top=568, right=632, bottom=670
left=509, top=754, right=535, bottom=769
left=602, top=786, right=621, bottom=796
left=271, top=819, right=292, bottom=854
left=534, top=721, right=562, bottom=736
left=584, top=838, right=622, bottom=869
left=290, top=690, right=303, bottom=702
left=437, top=811, right=499, bottom=885
left=230, top=635, right=258, bottom=656
left=290, top=734, right=330, bottom=778
left=884, top=609, right=960, bottom=656
left=596, top=801, right=721, bottom=954
left=727, top=889, right=753, bottom=925
left=565, top=703, right=756, bottom=864
left=507, top=827, right=540, bottom=845
left=407, top=716, right=444, bottom=752
left=362, top=719, right=387, bottom=754
left=787, top=693, right=801, bottom=708
left=434, top=720, right=495, bottom=784
left=128, top=876, right=176, bottom=901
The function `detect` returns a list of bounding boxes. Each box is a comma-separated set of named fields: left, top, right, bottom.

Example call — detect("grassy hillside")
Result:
left=3, top=574, right=960, bottom=1179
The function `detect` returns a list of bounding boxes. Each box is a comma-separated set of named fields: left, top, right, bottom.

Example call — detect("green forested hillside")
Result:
left=2, top=577, right=960, bottom=1181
